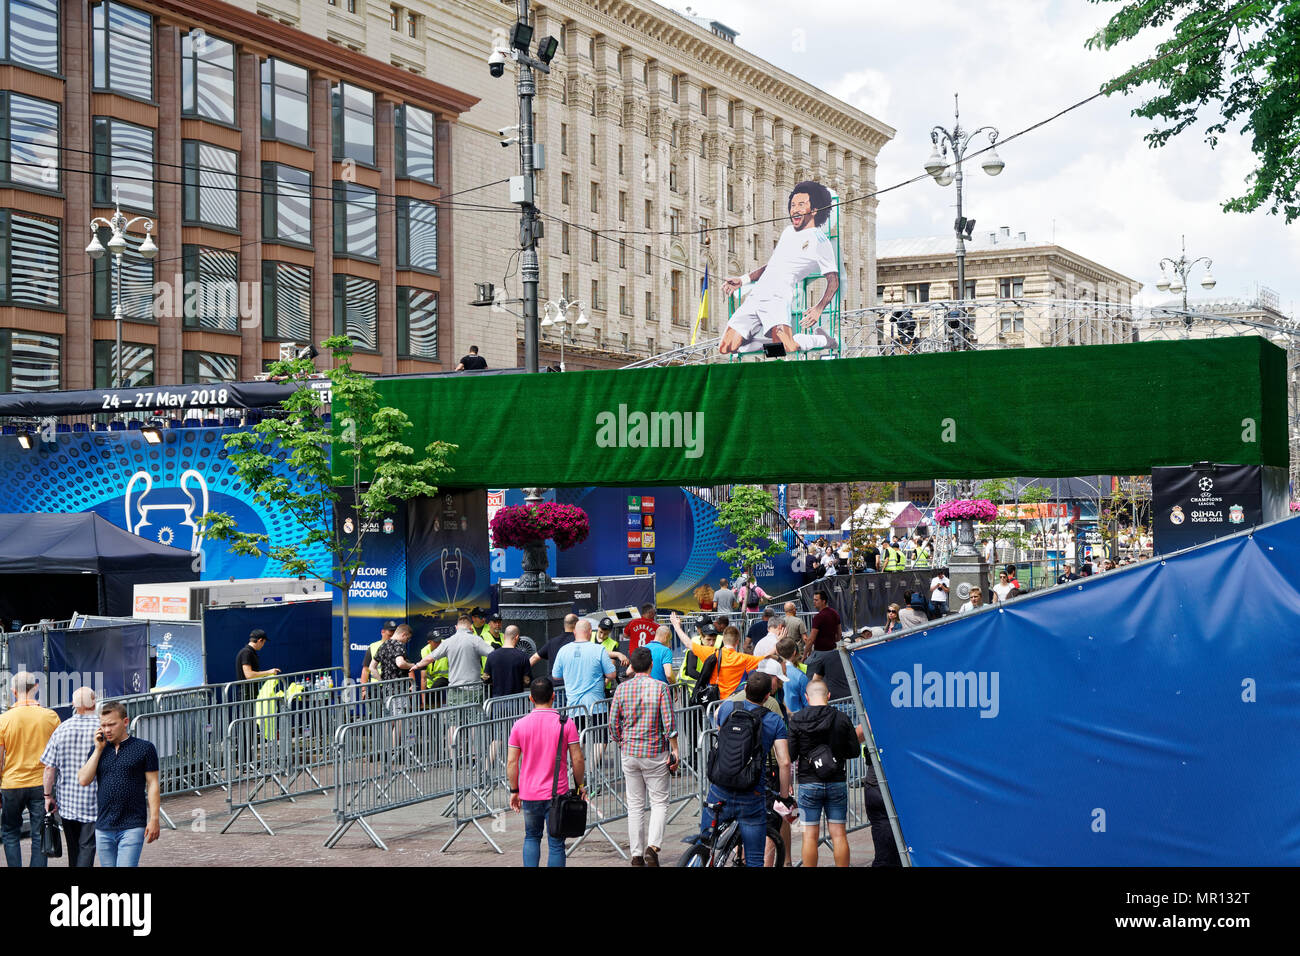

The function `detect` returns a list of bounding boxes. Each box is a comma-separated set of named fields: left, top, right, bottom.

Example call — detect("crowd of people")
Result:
left=501, top=593, right=898, bottom=868
left=0, top=673, right=159, bottom=868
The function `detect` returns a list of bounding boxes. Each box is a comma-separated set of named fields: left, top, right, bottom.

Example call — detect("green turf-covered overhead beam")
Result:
left=334, top=338, right=1288, bottom=487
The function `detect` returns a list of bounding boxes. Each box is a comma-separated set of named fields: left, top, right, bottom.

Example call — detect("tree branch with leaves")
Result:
left=715, top=485, right=789, bottom=595
left=199, top=336, right=456, bottom=680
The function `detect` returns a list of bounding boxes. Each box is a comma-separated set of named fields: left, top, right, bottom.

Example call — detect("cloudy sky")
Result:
left=683, top=0, right=1300, bottom=314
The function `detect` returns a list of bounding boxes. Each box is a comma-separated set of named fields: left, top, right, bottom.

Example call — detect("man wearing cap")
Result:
left=360, top=621, right=399, bottom=690
left=416, top=630, right=450, bottom=705
left=596, top=618, right=632, bottom=692
left=0, top=672, right=61, bottom=866
left=235, top=629, right=279, bottom=700
left=484, top=613, right=506, bottom=650
left=469, top=607, right=494, bottom=643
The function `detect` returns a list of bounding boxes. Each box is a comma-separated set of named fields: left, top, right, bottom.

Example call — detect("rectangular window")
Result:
left=395, top=104, right=435, bottom=183
left=590, top=232, right=598, bottom=262
left=261, top=59, right=310, bottom=147
left=261, top=261, right=312, bottom=341
left=962, top=279, right=976, bottom=299
left=590, top=279, right=600, bottom=310
left=561, top=272, right=571, bottom=300
left=644, top=199, right=651, bottom=227
left=182, top=141, right=239, bottom=230
left=1, top=0, right=59, bottom=74
left=699, top=87, right=707, bottom=113
left=0, top=210, right=60, bottom=309
left=905, top=282, right=930, bottom=304
left=589, top=181, right=598, bottom=211
left=91, top=226, right=152, bottom=319
left=561, top=172, right=570, bottom=205
left=669, top=164, right=678, bottom=191
left=726, top=183, right=734, bottom=212
left=727, top=229, right=736, bottom=255
left=561, top=223, right=570, bottom=255
left=182, top=30, right=236, bottom=125
left=876, top=285, right=884, bottom=303
left=0, top=92, right=59, bottom=190
left=261, top=163, right=312, bottom=245
left=618, top=240, right=626, bottom=269
left=590, top=132, right=596, bottom=166
left=396, top=197, right=438, bottom=272
left=670, top=73, right=679, bottom=103
left=332, top=81, right=375, bottom=165
left=728, top=100, right=735, bottom=127
left=999, top=311, right=1025, bottom=335
left=669, top=210, right=679, bottom=234
left=332, top=274, right=378, bottom=349
left=644, top=291, right=652, bottom=321
left=643, top=245, right=650, bottom=275
left=560, top=123, right=567, bottom=155
left=619, top=285, right=629, bottom=315
left=390, top=5, right=399, bottom=30
left=182, top=350, right=238, bottom=384
left=0, top=330, right=59, bottom=391
left=752, top=233, right=758, bottom=263
left=333, top=182, right=378, bottom=258
left=999, top=276, right=1025, bottom=297
left=397, top=287, right=437, bottom=358
left=182, top=245, right=240, bottom=331
left=618, top=191, right=626, bottom=221
left=92, top=1, right=153, bottom=100
left=94, top=340, right=154, bottom=388
left=93, top=117, right=155, bottom=212
left=617, top=145, right=624, bottom=176
left=670, top=270, right=682, bottom=325
left=407, top=13, right=418, bottom=37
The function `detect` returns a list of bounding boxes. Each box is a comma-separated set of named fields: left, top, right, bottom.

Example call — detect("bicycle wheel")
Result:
left=676, top=843, right=709, bottom=867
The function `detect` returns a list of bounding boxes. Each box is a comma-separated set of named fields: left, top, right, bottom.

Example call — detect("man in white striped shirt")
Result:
left=40, top=687, right=99, bottom=868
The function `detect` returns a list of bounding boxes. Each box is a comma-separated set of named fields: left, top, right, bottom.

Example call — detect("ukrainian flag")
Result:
left=691, top=265, right=708, bottom=345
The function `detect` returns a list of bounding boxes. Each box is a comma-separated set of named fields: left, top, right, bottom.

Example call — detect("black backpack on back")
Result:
left=690, top=649, right=722, bottom=707
left=707, top=703, right=766, bottom=792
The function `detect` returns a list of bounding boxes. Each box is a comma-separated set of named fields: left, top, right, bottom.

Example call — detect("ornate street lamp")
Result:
left=86, top=190, right=158, bottom=388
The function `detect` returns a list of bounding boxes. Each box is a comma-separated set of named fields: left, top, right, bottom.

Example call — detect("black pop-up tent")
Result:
left=0, top=513, right=198, bottom=625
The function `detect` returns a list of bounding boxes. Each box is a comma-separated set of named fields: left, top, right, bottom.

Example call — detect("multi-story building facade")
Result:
left=0, top=0, right=474, bottom=392
left=876, top=227, right=1142, bottom=350
left=242, top=0, right=894, bottom=371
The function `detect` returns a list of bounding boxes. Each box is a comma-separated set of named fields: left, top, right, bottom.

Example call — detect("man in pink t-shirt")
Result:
left=507, top=676, right=586, bottom=867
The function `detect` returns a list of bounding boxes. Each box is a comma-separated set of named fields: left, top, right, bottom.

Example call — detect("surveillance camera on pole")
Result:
left=488, top=0, right=561, bottom=375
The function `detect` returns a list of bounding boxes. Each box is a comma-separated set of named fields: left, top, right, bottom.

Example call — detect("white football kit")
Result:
left=727, top=223, right=837, bottom=350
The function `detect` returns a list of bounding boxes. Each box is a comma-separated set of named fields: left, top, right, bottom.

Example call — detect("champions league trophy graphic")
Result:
left=437, top=547, right=464, bottom=612
left=125, top=469, right=210, bottom=552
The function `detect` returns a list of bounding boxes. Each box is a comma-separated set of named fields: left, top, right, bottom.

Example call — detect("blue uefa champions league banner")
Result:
left=0, top=428, right=331, bottom=581
left=407, top=490, right=491, bottom=641
left=846, top=515, right=1300, bottom=865
left=556, top=486, right=801, bottom=610
left=148, top=620, right=204, bottom=691
left=332, top=493, right=408, bottom=677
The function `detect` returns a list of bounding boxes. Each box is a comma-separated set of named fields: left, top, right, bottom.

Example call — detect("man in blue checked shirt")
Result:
left=41, top=687, right=100, bottom=867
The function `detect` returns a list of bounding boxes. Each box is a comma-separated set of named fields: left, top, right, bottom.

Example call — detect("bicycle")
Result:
left=676, top=788, right=790, bottom=867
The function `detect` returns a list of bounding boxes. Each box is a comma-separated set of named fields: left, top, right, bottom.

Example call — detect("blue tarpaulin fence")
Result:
left=843, top=514, right=1300, bottom=865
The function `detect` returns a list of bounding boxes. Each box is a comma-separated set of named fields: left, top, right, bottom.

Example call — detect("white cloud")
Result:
left=683, top=0, right=1300, bottom=314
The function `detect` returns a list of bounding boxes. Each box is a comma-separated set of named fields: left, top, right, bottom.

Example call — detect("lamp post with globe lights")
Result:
left=923, top=93, right=1005, bottom=350
left=539, top=296, right=589, bottom=371
left=86, top=191, right=158, bottom=388
left=1155, top=236, right=1216, bottom=339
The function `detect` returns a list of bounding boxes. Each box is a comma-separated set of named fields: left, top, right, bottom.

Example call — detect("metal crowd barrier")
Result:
left=224, top=686, right=428, bottom=836
left=482, top=686, right=569, bottom=723
left=221, top=666, right=344, bottom=703
left=327, top=695, right=518, bottom=850
left=439, top=705, right=589, bottom=855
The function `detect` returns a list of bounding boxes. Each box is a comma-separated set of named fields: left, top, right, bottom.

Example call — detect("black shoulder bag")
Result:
left=547, top=714, right=588, bottom=839
left=41, top=811, right=63, bottom=858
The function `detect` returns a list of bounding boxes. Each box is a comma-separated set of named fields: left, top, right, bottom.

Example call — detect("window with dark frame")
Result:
left=261, top=59, right=310, bottom=146
left=332, top=273, right=378, bottom=349
left=182, top=30, right=236, bottom=125
left=331, top=81, right=375, bottom=165
left=261, top=261, right=312, bottom=341
left=0, top=0, right=59, bottom=74
left=182, top=141, right=239, bottom=230
left=92, top=116, right=155, bottom=212
left=0, top=92, right=59, bottom=191
left=261, top=163, right=312, bottom=245
left=92, top=1, right=154, bottom=100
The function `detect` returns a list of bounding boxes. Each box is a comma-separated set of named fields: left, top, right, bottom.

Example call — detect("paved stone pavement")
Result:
left=140, top=785, right=879, bottom=867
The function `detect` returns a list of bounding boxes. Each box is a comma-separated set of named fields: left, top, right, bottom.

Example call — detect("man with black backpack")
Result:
left=702, top=672, right=792, bottom=867
left=787, top=678, right=860, bottom=867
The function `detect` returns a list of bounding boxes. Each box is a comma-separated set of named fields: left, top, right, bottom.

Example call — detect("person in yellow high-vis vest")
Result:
left=883, top=543, right=905, bottom=571
left=418, top=631, right=450, bottom=707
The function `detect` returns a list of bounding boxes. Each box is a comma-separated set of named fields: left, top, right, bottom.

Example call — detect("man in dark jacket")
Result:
left=787, top=678, right=859, bottom=867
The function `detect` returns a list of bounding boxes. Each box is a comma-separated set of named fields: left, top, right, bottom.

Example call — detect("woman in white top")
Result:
left=991, top=570, right=1015, bottom=603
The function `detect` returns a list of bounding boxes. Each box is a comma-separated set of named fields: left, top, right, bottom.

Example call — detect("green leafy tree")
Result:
left=715, top=485, right=789, bottom=595
left=975, top=479, right=1053, bottom=586
left=1087, top=0, right=1300, bottom=221
left=199, top=336, right=456, bottom=680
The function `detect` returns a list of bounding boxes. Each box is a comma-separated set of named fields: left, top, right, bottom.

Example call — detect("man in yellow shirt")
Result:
left=0, top=672, right=61, bottom=867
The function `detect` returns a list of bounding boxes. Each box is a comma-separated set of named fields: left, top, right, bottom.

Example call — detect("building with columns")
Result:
left=243, top=0, right=894, bottom=371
